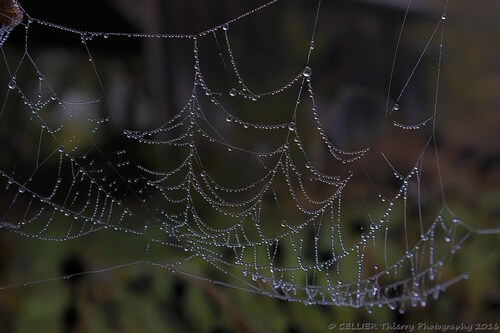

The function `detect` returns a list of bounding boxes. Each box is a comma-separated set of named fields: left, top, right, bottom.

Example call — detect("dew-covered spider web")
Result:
left=0, top=0, right=498, bottom=312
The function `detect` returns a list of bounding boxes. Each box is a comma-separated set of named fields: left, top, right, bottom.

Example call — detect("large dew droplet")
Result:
left=222, top=23, right=229, bottom=31
left=302, top=66, right=312, bottom=77
left=288, top=122, right=296, bottom=131
left=229, top=88, right=237, bottom=97
left=8, top=79, right=17, bottom=90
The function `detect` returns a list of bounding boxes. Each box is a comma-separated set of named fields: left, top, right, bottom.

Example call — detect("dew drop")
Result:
left=392, top=103, right=400, bottom=112
left=288, top=122, right=296, bottom=131
left=8, top=79, right=16, bottom=90
left=302, top=66, right=312, bottom=77
left=222, top=23, right=229, bottom=31
left=229, top=88, right=237, bottom=97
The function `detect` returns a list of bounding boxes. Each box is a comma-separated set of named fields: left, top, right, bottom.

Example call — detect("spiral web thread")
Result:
left=0, top=0, right=495, bottom=312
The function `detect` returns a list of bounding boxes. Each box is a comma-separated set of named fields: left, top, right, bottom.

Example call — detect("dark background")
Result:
left=0, top=0, right=498, bottom=332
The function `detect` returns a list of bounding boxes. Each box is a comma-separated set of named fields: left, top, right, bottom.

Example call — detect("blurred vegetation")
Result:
left=0, top=0, right=498, bottom=332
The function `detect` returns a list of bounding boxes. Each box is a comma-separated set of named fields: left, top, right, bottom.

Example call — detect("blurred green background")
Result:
left=0, top=0, right=498, bottom=332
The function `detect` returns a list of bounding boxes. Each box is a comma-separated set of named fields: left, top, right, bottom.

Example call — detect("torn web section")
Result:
left=0, top=12, right=161, bottom=282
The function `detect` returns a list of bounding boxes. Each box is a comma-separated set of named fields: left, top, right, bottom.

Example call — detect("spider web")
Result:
left=0, top=0, right=496, bottom=312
